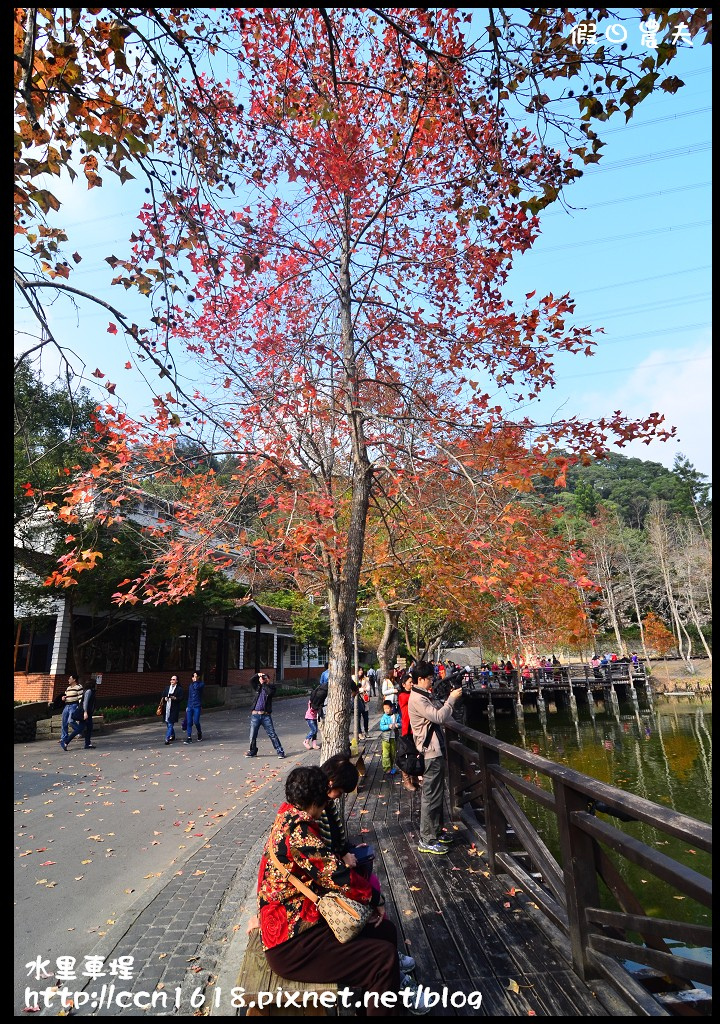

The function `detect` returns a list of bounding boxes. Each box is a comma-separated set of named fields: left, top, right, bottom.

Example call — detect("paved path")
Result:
left=16, top=697, right=347, bottom=1016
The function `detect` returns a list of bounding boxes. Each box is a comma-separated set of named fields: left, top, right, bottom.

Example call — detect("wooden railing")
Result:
left=444, top=718, right=712, bottom=1015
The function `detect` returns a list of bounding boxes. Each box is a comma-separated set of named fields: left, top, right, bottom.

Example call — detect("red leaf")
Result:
left=107, top=323, right=118, bottom=334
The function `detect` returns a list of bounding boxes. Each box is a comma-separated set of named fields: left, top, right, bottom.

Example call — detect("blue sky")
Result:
left=503, top=25, right=711, bottom=482
left=15, top=12, right=711, bottom=482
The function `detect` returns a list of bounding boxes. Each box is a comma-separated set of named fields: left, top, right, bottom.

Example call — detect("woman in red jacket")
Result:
left=396, top=675, right=420, bottom=792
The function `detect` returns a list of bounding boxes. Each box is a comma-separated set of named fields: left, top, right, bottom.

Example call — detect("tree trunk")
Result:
left=321, top=210, right=373, bottom=760
left=647, top=502, right=694, bottom=673
left=376, top=602, right=400, bottom=709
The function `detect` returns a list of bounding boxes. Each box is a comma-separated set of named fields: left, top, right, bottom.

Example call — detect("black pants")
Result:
left=265, top=918, right=400, bottom=1017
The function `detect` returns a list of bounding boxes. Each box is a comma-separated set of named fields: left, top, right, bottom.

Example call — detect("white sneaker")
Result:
left=400, top=980, right=433, bottom=1015
left=398, top=952, right=416, bottom=973
left=408, top=991, right=433, bottom=1015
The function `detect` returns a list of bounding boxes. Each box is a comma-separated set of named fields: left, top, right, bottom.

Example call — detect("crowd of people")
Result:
left=53, top=659, right=478, bottom=1010
left=52, top=647, right=652, bottom=1011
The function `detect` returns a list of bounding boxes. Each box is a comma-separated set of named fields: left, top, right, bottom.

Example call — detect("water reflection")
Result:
left=467, top=695, right=712, bottom=828
left=464, top=694, right=712, bottom=933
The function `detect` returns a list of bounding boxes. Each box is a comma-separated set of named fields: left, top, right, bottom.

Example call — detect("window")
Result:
left=289, top=644, right=325, bottom=666
left=144, top=626, right=197, bottom=673
left=14, top=617, right=56, bottom=673
left=243, top=632, right=274, bottom=670
left=73, top=615, right=142, bottom=673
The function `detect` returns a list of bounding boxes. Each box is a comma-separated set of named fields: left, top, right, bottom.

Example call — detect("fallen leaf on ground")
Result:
left=507, top=979, right=520, bottom=994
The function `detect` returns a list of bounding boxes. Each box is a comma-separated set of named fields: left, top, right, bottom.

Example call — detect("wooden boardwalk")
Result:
left=343, top=736, right=641, bottom=1017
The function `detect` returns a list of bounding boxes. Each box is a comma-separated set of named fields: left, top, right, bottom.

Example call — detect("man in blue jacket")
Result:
left=245, top=673, right=285, bottom=759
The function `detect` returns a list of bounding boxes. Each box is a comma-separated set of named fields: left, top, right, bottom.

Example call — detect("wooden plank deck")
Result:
left=345, top=735, right=642, bottom=1017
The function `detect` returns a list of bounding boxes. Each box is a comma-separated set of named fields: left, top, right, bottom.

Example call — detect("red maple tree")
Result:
left=23, top=10, right=705, bottom=756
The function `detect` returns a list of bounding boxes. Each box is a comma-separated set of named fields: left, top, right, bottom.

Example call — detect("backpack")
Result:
left=395, top=725, right=434, bottom=777
left=309, top=683, right=328, bottom=712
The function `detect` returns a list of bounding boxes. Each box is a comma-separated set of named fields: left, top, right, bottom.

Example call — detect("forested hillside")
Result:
left=538, top=451, right=711, bottom=669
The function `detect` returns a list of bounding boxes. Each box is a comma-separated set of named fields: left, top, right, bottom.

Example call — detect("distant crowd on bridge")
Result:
left=359, top=651, right=646, bottom=696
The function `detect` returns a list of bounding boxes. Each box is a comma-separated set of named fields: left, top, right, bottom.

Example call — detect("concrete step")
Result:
left=44, top=715, right=105, bottom=734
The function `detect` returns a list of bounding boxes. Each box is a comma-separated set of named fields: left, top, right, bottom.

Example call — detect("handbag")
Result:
left=156, top=697, right=165, bottom=717
left=267, top=845, right=373, bottom=944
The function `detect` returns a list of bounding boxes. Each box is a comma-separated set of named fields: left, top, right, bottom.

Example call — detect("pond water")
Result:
left=464, top=694, right=712, bottom=981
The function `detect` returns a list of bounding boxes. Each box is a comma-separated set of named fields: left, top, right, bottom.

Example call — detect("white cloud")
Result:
left=579, top=338, right=712, bottom=479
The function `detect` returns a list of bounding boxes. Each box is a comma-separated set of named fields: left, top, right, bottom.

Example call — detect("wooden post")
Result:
left=553, top=777, right=600, bottom=980
left=446, top=727, right=464, bottom=820
left=478, top=744, right=504, bottom=872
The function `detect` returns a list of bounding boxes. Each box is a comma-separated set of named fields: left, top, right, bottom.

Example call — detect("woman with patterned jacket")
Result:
left=256, top=766, right=401, bottom=1015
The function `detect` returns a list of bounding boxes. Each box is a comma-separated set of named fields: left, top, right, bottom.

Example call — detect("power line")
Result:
left=572, top=321, right=710, bottom=346
left=558, top=354, right=710, bottom=381
left=581, top=140, right=711, bottom=173
left=571, top=265, right=710, bottom=296
left=601, top=105, right=711, bottom=135
left=529, top=218, right=709, bottom=255
left=543, top=179, right=710, bottom=217
left=582, top=291, right=710, bottom=323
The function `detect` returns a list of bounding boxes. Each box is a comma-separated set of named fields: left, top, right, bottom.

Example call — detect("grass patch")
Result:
left=102, top=700, right=224, bottom=722
left=275, top=685, right=310, bottom=698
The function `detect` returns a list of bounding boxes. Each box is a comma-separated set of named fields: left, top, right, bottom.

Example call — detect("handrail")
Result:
left=443, top=715, right=712, bottom=1014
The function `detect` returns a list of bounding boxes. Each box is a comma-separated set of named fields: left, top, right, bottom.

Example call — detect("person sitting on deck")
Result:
left=255, top=765, right=427, bottom=1014
left=318, top=754, right=416, bottom=977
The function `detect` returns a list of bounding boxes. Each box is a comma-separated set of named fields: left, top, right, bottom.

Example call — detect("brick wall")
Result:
left=282, top=667, right=323, bottom=683
left=14, top=674, right=56, bottom=703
